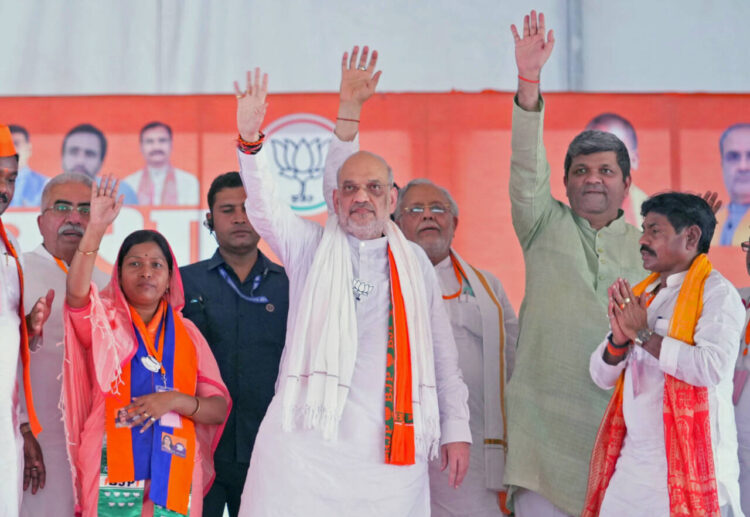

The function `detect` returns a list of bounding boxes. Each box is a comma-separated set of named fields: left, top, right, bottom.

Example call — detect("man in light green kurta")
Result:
left=503, top=11, right=645, bottom=517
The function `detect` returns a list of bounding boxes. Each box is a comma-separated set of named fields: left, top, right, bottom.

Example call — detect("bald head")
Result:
left=337, top=151, right=393, bottom=185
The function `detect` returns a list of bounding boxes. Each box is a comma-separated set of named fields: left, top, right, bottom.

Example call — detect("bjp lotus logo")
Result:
left=265, top=114, right=335, bottom=215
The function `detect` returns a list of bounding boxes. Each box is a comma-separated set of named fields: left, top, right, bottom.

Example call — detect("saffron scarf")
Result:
left=0, top=219, right=42, bottom=436
left=104, top=299, right=198, bottom=515
left=281, top=216, right=440, bottom=462
left=582, top=254, right=719, bottom=517
left=385, top=247, right=415, bottom=464
left=137, top=166, right=178, bottom=205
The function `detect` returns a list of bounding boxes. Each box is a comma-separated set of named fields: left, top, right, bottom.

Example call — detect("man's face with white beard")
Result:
left=37, top=181, right=92, bottom=263
left=333, top=151, right=396, bottom=240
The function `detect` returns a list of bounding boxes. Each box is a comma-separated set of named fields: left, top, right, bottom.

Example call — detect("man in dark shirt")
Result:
left=181, top=171, right=289, bottom=517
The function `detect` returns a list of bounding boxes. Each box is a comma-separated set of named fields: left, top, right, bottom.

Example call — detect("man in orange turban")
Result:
left=0, top=124, right=53, bottom=515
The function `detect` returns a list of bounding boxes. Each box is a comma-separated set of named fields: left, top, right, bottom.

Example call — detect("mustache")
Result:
left=349, top=201, right=375, bottom=214
left=640, top=245, right=656, bottom=256
left=58, top=223, right=85, bottom=236
left=0, top=192, right=8, bottom=203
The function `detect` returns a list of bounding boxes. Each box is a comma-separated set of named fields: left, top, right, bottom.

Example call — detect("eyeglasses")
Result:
left=742, top=240, right=750, bottom=252
left=43, top=203, right=91, bottom=217
left=339, top=182, right=391, bottom=197
left=402, top=204, right=451, bottom=217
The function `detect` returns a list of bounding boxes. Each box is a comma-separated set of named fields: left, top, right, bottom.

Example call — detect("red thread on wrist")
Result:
left=518, top=75, right=540, bottom=84
left=237, top=131, right=265, bottom=155
left=336, top=117, right=360, bottom=123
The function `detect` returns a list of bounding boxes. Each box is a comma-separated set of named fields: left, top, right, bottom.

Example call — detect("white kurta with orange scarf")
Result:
left=19, top=245, right=107, bottom=517
left=0, top=230, right=25, bottom=517
left=236, top=149, right=471, bottom=517
left=589, top=270, right=744, bottom=517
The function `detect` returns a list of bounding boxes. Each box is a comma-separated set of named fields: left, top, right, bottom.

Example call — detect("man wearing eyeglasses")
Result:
left=393, top=179, right=519, bottom=517
left=735, top=236, right=750, bottom=515
left=18, top=172, right=108, bottom=517
left=232, top=56, right=470, bottom=517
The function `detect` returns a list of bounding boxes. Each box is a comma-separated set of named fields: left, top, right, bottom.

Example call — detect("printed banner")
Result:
left=3, top=92, right=749, bottom=308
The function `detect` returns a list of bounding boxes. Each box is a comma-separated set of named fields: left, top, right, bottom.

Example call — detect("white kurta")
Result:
left=734, top=287, right=750, bottom=517
left=0, top=229, right=25, bottom=517
left=428, top=254, right=518, bottom=517
left=236, top=149, right=471, bottom=517
left=19, top=245, right=107, bottom=516
left=590, top=270, right=745, bottom=517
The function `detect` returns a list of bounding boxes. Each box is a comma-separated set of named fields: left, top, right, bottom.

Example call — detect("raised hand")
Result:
left=339, top=45, right=382, bottom=107
left=510, top=10, right=555, bottom=80
left=26, top=289, right=54, bottom=337
left=234, top=67, right=268, bottom=142
left=89, top=175, right=123, bottom=232
left=702, top=190, right=723, bottom=214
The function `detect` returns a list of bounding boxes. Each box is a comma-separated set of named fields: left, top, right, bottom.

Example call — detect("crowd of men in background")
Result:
left=1, top=8, right=750, bottom=517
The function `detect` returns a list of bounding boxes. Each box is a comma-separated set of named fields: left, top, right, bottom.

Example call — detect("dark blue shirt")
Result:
left=180, top=249, right=289, bottom=464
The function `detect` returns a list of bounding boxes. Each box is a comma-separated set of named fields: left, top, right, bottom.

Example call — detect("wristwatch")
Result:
left=634, top=327, right=653, bottom=346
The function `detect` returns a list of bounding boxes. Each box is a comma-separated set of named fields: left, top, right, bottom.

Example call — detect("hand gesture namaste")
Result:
left=234, top=67, right=268, bottom=142
left=510, top=10, right=555, bottom=81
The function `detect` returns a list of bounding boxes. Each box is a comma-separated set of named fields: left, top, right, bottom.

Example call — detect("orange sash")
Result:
left=0, top=219, right=42, bottom=436
left=384, top=247, right=416, bottom=465
left=104, top=300, right=198, bottom=515
left=582, top=254, right=719, bottom=516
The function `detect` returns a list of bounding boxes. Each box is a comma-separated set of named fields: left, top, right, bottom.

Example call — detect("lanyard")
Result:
left=218, top=265, right=269, bottom=304
left=54, top=257, right=68, bottom=274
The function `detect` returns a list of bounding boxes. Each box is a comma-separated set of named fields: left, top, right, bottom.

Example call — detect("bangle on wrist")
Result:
left=607, top=332, right=631, bottom=349
left=518, top=74, right=540, bottom=84
left=607, top=341, right=629, bottom=357
left=77, top=247, right=99, bottom=256
left=188, top=396, right=200, bottom=417
left=237, top=131, right=265, bottom=155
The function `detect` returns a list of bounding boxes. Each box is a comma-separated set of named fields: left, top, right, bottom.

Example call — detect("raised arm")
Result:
left=510, top=10, right=554, bottom=112
left=234, top=68, right=322, bottom=269
left=324, top=46, right=381, bottom=213
left=508, top=10, right=559, bottom=247
left=66, top=177, right=122, bottom=308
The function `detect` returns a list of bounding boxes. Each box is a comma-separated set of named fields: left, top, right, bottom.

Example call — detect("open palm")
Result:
left=89, top=175, right=123, bottom=228
left=511, top=10, right=555, bottom=78
left=339, top=45, right=382, bottom=106
left=235, top=67, right=268, bottom=142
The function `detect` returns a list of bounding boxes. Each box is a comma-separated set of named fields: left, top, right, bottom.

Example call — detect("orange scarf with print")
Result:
left=0, top=219, right=42, bottom=436
left=582, top=254, right=719, bottom=517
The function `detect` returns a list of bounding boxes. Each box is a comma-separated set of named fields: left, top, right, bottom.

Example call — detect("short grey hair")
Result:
left=40, top=172, right=94, bottom=210
left=394, top=178, right=459, bottom=221
left=564, top=130, right=631, bottom=182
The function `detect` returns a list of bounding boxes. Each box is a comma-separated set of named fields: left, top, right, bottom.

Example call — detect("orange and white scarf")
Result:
left=0, top=219, right=42, bottom=436
left=583, top=254, right=720, bottom=517
left=281, top=216, right=440, bottom=463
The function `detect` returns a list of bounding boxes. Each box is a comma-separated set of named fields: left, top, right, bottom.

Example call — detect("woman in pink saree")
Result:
left=63, top=177, right=231, bottom=516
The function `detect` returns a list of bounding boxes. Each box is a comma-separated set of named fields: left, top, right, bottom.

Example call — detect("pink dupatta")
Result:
left=62, top=237, right=231, bottom=515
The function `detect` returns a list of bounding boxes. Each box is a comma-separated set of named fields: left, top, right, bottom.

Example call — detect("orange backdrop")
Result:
left=3, top=91, right=749, bottom=310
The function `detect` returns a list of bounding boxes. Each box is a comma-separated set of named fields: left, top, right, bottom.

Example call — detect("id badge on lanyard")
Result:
left=98, top=441, right=145, bottom=517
